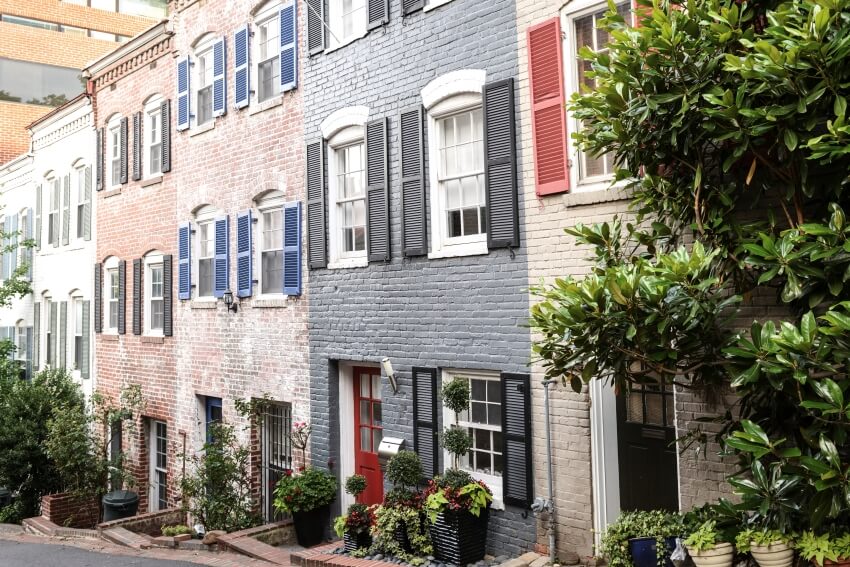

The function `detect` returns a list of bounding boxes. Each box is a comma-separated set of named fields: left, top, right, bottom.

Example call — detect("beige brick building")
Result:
left=0, top=0, right=159, bottom=163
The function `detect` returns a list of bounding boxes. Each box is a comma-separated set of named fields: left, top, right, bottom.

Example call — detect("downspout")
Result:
left=533, top=378, right=558, bottom=564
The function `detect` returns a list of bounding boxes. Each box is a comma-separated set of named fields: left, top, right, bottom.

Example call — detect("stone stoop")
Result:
left=100, top=526, right=153, bottom=549
left=216, top=533, right=293, bottom=565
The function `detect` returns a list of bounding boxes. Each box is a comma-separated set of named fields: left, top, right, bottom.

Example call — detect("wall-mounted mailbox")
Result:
left=377, top=437, right=406, bottom=470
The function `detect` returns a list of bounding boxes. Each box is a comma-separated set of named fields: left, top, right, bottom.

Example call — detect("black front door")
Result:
left=616, top=381, right=679, bottom=512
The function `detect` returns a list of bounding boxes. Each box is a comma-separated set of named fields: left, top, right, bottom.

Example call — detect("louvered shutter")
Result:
left=0, top=218, right=7, bottom=280
left=59, top=301, right=67, bottom=368
left=413, top=367, right=439, bottom=479
left=234, top=25, right=250, bottom=109
left=306, top=0, right=324, bottom=54
left=132, top=111, right=142, bottom=181
left=83, top=167, right=92, bottom=241
left=9, top=216, right=18, bottom=273
left=213, top=37, right=227, bottom=117
left=178, top=222, right=191, bottom=300
left=367, top=0, right=388, bottom=29
left=25, top=207, right=33, bottom=279
left=177, top=56, right=191, bottom=131
left=280, top=2, right=297, bottom=92
left=400, top=107, right=426, bottom=257
left=119, top=117, right=128, bottom=185
left=132, top=258, right=142, bottom=335
left=117, top=260, right=126, bottom=334
left=283, top=201, right=301, bottom=296
left=501, top=372, right=533, bottom=507
left=528, top=18, right=569, bottom=195
left=484, top=78, right=520, bottom=249
left=94, top=263, right=102, bottom=334
left=80, top=300, right=90, bottom=379
left=366, top=118, right=390, bottom=262
left=49, top=302, right=57, bottom=366
left=96, top=128, right=104, bottom=191
left=25, top=326, right=32, bottom=379
left=236, top=210, right=253, bottom=298
left=33, top=302, right=40, bottom=370
left=306, top=141, right=326, bottom=269
left=162, top=254, right=173, bottom=337
left=35, top=186, right=42, bottom=250
left=62, top=174, right=71, bottom=246
left=402, top=0, right=423, bottom=15
left=214, top=215, right=229, bottom=298
left=160, top=100, right=172, bottom=172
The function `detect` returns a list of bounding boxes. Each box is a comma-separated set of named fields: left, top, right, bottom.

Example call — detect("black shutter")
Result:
left=33, top=302, right=40, bottom=369
left=306, top=0, right=324, bottom=54
left=367, top=0, right=389, bottom=29
left=35, top=184, right=42, bottom=250
left=402, top=0, right=424, bottom=15
left=163, top=254, right=173, bottom=337
left=306, top=141, right=327, bottom=269
left=400, top=107, right=426, bottom=257
left=132, top=111, right=142, bottom=181
left=366, top=117, right=390, bottom=262
left=59, top=301, right=67, bottom=368
left=501, top=372, right=533, bottom=507
left=96, top=127, right=104, bottom=191
left=93, top=263, right=102, bottom=334
left=118, top=260, right=126, bottom=334
left=483, top=78, right=520, bottom=249
left=62, top=174, right=70, bottom=246
left=132, top=259, right=142, bottom=335
left=119, top=117, right=128, bottom=185
left=161, top=100, right=171, bottom=173
left=413, top=367, right=439, bottom=479
left=80, top=300, right=90, bottom=379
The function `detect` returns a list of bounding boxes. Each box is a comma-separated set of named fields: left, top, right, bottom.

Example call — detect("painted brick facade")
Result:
left=169, top=0, right=310, bottom=519
left=303, top=0, right=536, bottom=557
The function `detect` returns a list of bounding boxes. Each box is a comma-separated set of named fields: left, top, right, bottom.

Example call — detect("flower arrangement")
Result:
left=273, top=466, right=337, bottom=514
left=334, top=503, right=375, bottom=537
left=423, top=469, right=492, bottom=523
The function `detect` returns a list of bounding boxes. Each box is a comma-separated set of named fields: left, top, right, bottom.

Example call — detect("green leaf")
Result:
left=784, top=129, right=799, bottom=151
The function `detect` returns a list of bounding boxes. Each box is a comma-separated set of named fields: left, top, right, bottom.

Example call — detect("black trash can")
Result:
left=102, top=490, right=139, bottom=522
left=0, top=487, right=11, bottom=509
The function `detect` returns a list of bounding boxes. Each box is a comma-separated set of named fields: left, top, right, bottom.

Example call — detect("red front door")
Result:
left=354, top=367, right=384, bottom=505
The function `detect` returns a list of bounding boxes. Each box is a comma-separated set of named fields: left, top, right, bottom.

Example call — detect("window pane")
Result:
left=197, top=86, right=212, bottom=124
left=462, top=207, right=480, bottom=235
left=471, top=401, right=486, bottom=424
left=151, top=299, right=163, bottom=329
left=360, top=376, right=370, bottom=398
left=0, top=58, right=82, bottom=107
left=372, top=428, right=382, bottom=454
left=448, top=210, right=462, bottom=238
left=360, top=427, right=370, bottom=451
left=118, top=0, right=167, bottom=18
left=75, top=300, right=83, bottom=334
left=471, top=379, right=486, bottom=402
left=371, top=374, right=381, bottom=400
left=199, top=258, right=214, bottom=297
left=372, top=402, right=382, bottom=426
left=359, top=400, right=369, bottom=424
left=487, top=380, right=500, bottom=403
left=488, top=403, right=501, bottom=426
left=261, top=251, right=283, bottom=294
left=258, top=57, right=280, bottom=102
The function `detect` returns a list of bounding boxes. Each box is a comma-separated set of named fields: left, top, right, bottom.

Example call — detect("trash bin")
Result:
left=102, top=490, right=139, bottom=522
left=0, top=487, right=11, bottom=509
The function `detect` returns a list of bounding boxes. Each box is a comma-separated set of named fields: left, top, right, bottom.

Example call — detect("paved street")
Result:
left=0, top=540, right=209, bottom=566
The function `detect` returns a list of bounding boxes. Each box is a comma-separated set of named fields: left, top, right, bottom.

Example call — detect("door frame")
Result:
left=148, top=419, right=167, bottom=512
left=337, top=361, right=381, bottom=511
left=590, top=380, right=621, bottom=548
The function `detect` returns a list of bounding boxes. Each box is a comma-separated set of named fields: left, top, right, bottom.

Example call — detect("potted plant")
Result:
left=735, top=529, right=795, bottom=567
left=599, top=510, right=684, bottom=567
left=684, top=520, right=735, bottom=567
left=274, top=467, right=337, bottom=547
left=796, top=531, right=850, bottom=567
left=334, top=474, right=374, bottom=552
left=424, top=377, right=492, bottom=565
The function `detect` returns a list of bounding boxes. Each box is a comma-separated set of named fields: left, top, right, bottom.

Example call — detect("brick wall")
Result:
left=42, top=492, right=100, bottom=529
left=303, top=0, right=536, bottom=557
left=0, top=101, right=50, bottom=164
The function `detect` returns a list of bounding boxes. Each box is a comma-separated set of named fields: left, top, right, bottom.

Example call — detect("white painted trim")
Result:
left=326, top=132, right=368, bottom=267
left=254, top=195, right=286, bottom=298
left=421, top=69, right=486, bottom=111
left=320, top=107, right=370, bottom=141
left=327, top=0, right=368, bottom=52
left=338, top=363, right=356, bottom=511
left=252, top=5, right=282, bottom=106
left=144, top=252, right=165, bottom=336
left=423, top=0, right=453, bottom=11
left=103, top=257, right=120, bottom=334
left=590, top=380, right=621, bottom=548
left=194, top=213, right=217, bottom=300
left=143, top=95, right=164, bottom=180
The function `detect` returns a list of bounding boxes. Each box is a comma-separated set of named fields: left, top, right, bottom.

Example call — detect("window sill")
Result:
left=251, top=298, right=288, bottom=308
left=189, top=120, right=215, bottom=137
left=142, top=335, right=164, bottom=343
left=141, top=175, right=163, bottom=188
left=562, top=184, right=631, bottom=207
left=190, top=300, right=217, bottom=309
left=104, top=187, right=122, bottom=198
left=427, top=241, right=488, bottom=260
left=101, top=334, right=119, bottom=341
left=424, top=0, right=454, bottom=11
left=249, top=96, right=283, bottom=116
left=328, top=257, right=369, bottom=270
left=325, top=29, right=368, bottom=54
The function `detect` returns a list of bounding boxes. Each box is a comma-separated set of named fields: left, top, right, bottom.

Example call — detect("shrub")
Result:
left=600, top=510, right=684, bottom=567
left=162, top=524, right=193, bottom=537
left=385, top=450, right=422, bottom=490
left=333, top=502, right=373, bottom=537
left=441, top=378, right=469, bottom=415
left=274, top=466, right=337, bottom=514
left=345, top=474, right=367, bottom=498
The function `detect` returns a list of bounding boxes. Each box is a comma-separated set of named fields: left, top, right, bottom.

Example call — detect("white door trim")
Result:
left=590, top=380, right=621, bottom=548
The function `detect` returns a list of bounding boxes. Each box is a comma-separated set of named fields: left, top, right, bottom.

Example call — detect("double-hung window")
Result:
left=336, top=143, right=366, bottom=257
left=48, top=177, right=60, bottom=245
left=261, top=207, right=283, bottom=294
left=257, top=12, right=280, bottom=103
left=73, top=298, right=83, bottom=368
left=75, top=166, right=87, bottom=239
left=110, top=122, right=121, bottom=187
left=146, top=102, right=162, bottom=176
left=329, top=0, right=366, bottom=48
left=107, top=268, right=119, bottom=331
left=16, top=324, right=27, bottom=365
left=438, top=110, right=486, bottom=240
left=147, top=259, right=164, bottom=333
left=197, top=220, right=214, bottom=298
left=196, top=47, right=214, bottom=126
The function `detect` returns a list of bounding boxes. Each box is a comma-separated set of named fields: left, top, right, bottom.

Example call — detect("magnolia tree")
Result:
left=530, top=0, right=850, bottom=534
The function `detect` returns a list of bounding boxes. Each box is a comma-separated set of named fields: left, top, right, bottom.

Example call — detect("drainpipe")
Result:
left=533, top=379, right=558, bottom=564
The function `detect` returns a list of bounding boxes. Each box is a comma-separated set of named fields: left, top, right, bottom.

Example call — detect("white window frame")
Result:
left=255, top=192, right=285, bottom=297
left=107, top=116, right=122, bottom=188
left=562, top=0, right=632, bottom=193
left=441, top=369, right=505, bottom=510
left=104, top=257, right=120, bottom=334
left=18, top=208, right=30, bottom=266
left=194, top=206, right=218, bottom=301
left=193, top=37, right=216, bottom=128
left=325, top=126, right=367, bottom=269
left=327, top=0, right=367, bottom=51
left=74, top=164, right=87, bottom=240
left=425, top=92, right=488, bottom=260
left=72, top=296, right=83, bottom=369
left=424, top=0, right=454, bottom=11
left=148, top=420, right=168, bottom=512
left=144, top=253, right=165, bottom=336
left=15, top=321, right=27, bottom=363
left=47, top=175, right=60, bottom=246
left=253, top=2, right=282, bottom=105
left=144, top=96, right=163, bottom=178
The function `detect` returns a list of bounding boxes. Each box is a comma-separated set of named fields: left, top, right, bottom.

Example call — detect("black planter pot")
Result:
left=429, top=508, right=489, bottom=565
left=343, top=530, right=372, bottom=552
left=101, top=490, right=139, bottom=522
left=393, top=521, right=413, bottom=553
left=292, top=505, right=330, bottom=548
left=629, top=536, right=678, bottom=567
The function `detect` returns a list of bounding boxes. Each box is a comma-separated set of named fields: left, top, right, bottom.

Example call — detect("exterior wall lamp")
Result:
left=223, top=290, right=238, bottom=313
left=381, top=357, right=399, bottom=394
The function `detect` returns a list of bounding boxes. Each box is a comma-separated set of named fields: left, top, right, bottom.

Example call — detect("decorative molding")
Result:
left=89, top=32, right=173, bottom=91
left=31, top=111, right=93, bottom=152
left=320, top=106, right=370, bottom=140
left=421, top=69, right=486, bottom=110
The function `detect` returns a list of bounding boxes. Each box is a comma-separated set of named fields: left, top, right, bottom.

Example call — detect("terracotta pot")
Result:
left=820, top=558, right=850, bottom=567
left=688, top=542, right=735, bottom=567
left=750, top=541, right=794, bottom=567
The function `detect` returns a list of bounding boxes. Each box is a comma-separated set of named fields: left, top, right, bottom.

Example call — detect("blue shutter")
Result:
left=234, top=25, right=250, bottom=109
left=280, top=2, right=297, bottom=93
left=178, top=222, right=192, bottom=300
left=212, top=37, right=227, bottom=117
left=214, top=215, right=229, bottom=298
left=236, top=210, right=253, bottom=298
left=176, top=56, right=191, bottom=131
left=283, top=201, right=301, bottom=296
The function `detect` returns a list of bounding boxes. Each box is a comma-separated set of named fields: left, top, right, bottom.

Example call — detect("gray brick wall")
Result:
left=303, top=0, right=536, bottom=557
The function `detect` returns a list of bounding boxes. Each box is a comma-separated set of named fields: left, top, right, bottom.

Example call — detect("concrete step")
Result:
left=100, top=526, right=151, bottom=549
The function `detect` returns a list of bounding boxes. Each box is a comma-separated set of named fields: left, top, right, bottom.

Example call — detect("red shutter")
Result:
left=527, top=17, right=570, bottom=196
